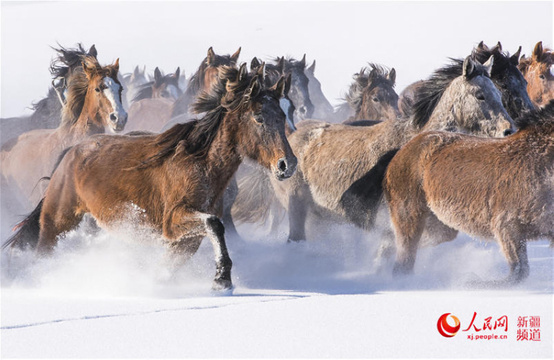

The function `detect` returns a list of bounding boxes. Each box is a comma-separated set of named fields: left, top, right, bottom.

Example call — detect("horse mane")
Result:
left=411, top=58, right=489, bottom=128
left=49, top=43, right=94, bottom=81
left=515, top=99, right=554, bottom=130
left=185, top=53, right=235, bottom=98
left=472, top=43, right=515, bottom=78
left=344, top=64, right=395, bottom=113
left=60, top=55, right=104, bottom=126
left=137, top=66, right=255, bottom=168
left=132, top=81, right=155, bottom=102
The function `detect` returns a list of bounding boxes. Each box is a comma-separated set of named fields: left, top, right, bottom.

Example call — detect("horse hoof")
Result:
left=287, top=238, right=306, bottom=244
left=212, top=278, right=234, bottom=293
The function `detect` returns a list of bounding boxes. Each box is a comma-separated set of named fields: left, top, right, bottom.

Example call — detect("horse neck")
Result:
left=61, top=93, right=106, bottom=139
left=204, top=112, right=243, bottom=184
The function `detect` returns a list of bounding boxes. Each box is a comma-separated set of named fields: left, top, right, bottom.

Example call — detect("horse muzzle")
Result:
left=274, top=156, right=297, bottom=181
left=110, top=110, right=128, bottom=132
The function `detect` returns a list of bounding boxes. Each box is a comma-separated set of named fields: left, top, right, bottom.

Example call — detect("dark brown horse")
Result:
left=3, top=64, right=296, bottom=292
left=131, top=67, right=182, bottom=103
left=170, top=47, right=241, bottom=119
left=1, top=54, right=127, bottom=211
left=341, top=64, right=399, bottom=124
left=519, top=41, right=554, bottom=107
left=384, top=100, right=554, bottom=285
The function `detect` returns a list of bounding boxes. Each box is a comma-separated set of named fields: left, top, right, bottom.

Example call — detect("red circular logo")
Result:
left=437, top=313, right=461, bottom=337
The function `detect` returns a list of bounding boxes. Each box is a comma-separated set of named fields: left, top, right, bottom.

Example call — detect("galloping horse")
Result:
left=384, top=101, right=554, bottom=285
left=341, top=64, right=399, bottom=124
left=234, top=56, right=515, bottom=245
left=518, top=41, right=554, bottom=107
left=171, top=47, right=241, bottom=119
left=1, top=54, right=127, bottom=211
left=3, top=64, right=296, bottom=292
left=124, top=67, right=183, bottom=132
left=0, top=44, right=98, bottom=147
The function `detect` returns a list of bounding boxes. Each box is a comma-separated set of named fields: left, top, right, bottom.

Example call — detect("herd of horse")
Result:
left=1, top=41, right=553, bottom=291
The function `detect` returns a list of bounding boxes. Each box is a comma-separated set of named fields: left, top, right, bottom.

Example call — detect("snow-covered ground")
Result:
left=1, top=1, right=553, bottom=359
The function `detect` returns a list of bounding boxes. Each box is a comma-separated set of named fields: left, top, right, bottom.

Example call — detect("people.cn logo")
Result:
left=437, top=313, right=461, bottom=337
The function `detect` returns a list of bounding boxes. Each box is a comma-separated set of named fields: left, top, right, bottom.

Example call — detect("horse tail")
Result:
left=2, top=199, right=44, bottom=251
left=232, top=165, right=281, bottom=225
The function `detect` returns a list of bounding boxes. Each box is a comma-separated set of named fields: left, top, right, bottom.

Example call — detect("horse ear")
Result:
left=285, top=73, right=292, bottom=96
left=482, top=55, right=494, bottom=77
left=244, top=75, right=261, bottom=100
left=308, top=60, right=316, bottom=74
left=174, top=67, right=180, bottom=79
left=237, top=63, right=247, bottom=82
left=207, top=47, right=216, bottom=66
left=462, top=57, right=476, bottom=78
left=510, top=46, right=522, bottom=65
left=388, top=68, right=396, bottom=85
left=533, top=41, right=543, bottom=61
left=277, top=57, right=285, bottom=74
left=494, top=41, right=502, bottom=52
left=250, top=57, right=261, bottom=71
left=154, top=67, right=162, bottom=86
left=270, top=75, right=287, bottom=99
left=299, top=54, right=306, bottom=68
left=88, top=44, right=98, bottom=58
left=256, top=61, right=266, bottom=82
left=133, top=65, right=140, bottom=77
left=113, top=58, right=120, bottom=73
left=231, top=47, right=241, bottom=64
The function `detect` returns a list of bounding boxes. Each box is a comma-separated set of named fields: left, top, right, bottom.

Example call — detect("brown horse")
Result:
left=234, top=56, right=515, bottom=244
left=170, top=47, right=241, bottom=119
left=3, top=64, right=296, bottom=292
left=519, top=41, right=554, bottom=107
left=124, top=67, right=183, bottom=133
left=341, top=64, right=400, bottom=124
left=384, top=100, right=554, bottom=285
left=1, top=54, right=127, bottom=211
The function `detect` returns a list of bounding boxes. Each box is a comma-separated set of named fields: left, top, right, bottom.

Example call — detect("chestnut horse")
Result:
left=0, top=44, right=98, bottom=147
left=171, top=47, right=241, bottom=119
left=519, top=41, right=554, bottom=107
left=3, top=64, right=296, bottom=292
left=1, top=54, right=127, bottom=211
left=124, top=67, right=183, bottom=132
left=234, top=56, right=515, bottom=244
left=384, top=100, right=554, bottom=285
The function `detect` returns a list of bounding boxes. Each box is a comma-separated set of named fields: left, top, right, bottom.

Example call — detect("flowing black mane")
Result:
left=344, top=64, right=395, bottom=113
left=472, top=44, right=512, bottom=78
left=49, top=43, right=96, bottom=81
left=185, top=53, right=235, bottom=99
left=138, top=66, right=257, bottom=168
left=411, top=58, right=489, bottom=128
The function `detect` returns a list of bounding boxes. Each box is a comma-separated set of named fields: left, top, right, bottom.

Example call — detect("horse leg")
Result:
left=288, top=193, right=308, bottom=243
left=495, top=230, right=529, bottom=284
left=36, top=198, right=84, bottom=255
left=221, top=177, right=240, bottom=240
left=163, top=209, right=233, bottom=291
left=389, top=203, right=429, bottom=276
left=420, top=214, right=459, bottom=247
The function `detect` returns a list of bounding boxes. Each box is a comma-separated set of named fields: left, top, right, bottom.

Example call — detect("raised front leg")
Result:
left=163, top=208, right=233, bottom=291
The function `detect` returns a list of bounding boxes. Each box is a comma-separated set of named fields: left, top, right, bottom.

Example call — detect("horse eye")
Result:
left=95, top=88, right=101, bottom=93
left=254, top=114, right=264, bottom=123
left=539, top=74, right=546, bottom=80
left=372, top=97, right=379, bottom=102
left=476, top=93, right=485, bottom=101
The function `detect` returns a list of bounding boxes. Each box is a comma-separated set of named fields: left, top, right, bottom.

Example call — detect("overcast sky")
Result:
left=1, top=1, right=552, bottom=117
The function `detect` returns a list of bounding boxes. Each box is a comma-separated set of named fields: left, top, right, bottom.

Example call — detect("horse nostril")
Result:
left=503, top=129, right=514, bottom=137
left=278, top=158, right=288, bottom=172
left=110, top=113, right=117, bottom=122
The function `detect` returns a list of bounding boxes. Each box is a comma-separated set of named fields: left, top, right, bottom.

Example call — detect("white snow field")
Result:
left=1, top=1, right=553, bottom=359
